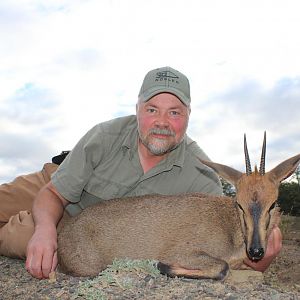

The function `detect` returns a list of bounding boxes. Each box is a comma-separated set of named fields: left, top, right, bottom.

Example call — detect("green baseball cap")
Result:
left=138, top=66, right=191, bottom=106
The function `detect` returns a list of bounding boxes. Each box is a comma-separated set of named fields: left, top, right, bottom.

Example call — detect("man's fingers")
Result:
left=26, top=250, right=44, bottom=279
left=269, top=226, right=282, bottom=254
left=51, top=251, right=58, bottom=273
left=41, top=249, right=57, bottom=278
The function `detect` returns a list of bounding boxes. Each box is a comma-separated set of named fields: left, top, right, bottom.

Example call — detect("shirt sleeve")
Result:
left=185, top=137, right=211, bottom=161
left=51, top=124, right=106, bottom=203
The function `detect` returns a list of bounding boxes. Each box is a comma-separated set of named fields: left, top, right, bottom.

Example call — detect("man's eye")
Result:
left=170, top=111, right=180, bottom=116
left=147, top=108, right=156, bottom=113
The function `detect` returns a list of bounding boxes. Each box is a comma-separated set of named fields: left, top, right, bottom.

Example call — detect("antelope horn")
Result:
left=244, top=134, right=252, bottom=175
left=259, top=131, right=267, bottom=175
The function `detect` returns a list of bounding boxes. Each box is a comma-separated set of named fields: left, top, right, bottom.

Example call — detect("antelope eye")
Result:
left=237, top=203, right=244, bottom=212
left=269, top=202, right=276, bottom=212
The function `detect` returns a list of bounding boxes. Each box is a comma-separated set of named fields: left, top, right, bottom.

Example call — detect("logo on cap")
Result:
left=156, top=71, right=179, bottom=84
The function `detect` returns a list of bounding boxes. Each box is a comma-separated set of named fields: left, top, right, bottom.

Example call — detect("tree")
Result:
left=220, top=178, right=236, bottom=197
left=278, top=181, right=300, bottom=216
left=286, top=165, right=300, bottom=185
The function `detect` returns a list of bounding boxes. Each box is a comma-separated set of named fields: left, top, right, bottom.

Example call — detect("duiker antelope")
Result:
left=57, top=133, right=300, bottom=279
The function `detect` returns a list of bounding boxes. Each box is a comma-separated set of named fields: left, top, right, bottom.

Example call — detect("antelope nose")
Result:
left=248, top=247, right=264, bottom=260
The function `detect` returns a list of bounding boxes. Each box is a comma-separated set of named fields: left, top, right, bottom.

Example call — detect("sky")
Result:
left=0, top=0, right=300, bottom=183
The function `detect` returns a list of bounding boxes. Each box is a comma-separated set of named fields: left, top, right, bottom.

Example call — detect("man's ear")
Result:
left=187, top=106, right=191, bottom=115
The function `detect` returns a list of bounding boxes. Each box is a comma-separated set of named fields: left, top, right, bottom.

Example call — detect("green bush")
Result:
left=278, top=181, right=300, bottom=216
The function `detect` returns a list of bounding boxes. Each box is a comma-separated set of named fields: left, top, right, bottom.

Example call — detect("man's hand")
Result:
left=244, top=225, right=282, bottom=272
left=24, top=181, right=68, bottom=279
left=25, top=225, right=58, bottom=279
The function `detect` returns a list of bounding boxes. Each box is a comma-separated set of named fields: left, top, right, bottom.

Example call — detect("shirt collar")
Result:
left=164, top=135, right=186, bottom=169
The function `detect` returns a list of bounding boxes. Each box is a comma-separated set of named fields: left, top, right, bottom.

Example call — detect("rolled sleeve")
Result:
left=51, top=124, right=105, bottom=203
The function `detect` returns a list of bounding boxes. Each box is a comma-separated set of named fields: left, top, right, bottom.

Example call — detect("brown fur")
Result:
left=57, top=153, right=300, bottom=279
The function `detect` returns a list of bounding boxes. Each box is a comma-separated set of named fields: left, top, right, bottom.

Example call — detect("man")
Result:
left=0, top=66, right=282, bottom=279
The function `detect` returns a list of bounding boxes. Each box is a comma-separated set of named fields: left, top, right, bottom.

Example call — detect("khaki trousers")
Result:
left=0, top=163, right=58, bottom=258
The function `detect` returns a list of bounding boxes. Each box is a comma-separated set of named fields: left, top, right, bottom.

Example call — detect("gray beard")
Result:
left=139, top=128, right=181, bottom=156
left=145, top=139, right=176, bottom=155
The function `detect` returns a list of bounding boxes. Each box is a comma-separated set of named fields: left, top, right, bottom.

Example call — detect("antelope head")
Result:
left=200, top=132, right=300, bottom=261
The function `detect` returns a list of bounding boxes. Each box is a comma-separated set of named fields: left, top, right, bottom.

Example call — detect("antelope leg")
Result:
left=157, top=251, right=229, bottom=280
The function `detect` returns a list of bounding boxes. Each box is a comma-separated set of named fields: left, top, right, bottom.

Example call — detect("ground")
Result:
left=0, top=216, right=299, bottom=300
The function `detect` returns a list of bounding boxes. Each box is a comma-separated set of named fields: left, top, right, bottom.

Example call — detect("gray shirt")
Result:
left=52, top=115, right=222, bottom=216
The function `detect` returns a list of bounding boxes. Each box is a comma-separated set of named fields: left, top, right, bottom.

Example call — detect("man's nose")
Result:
left=154, top=113, right=169, bottom=127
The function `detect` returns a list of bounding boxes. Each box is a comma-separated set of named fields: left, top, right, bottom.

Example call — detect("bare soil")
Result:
left=0, top=216, right=299, bottom=300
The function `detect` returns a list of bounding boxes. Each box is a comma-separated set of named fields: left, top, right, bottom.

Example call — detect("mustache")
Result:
left=149, top=128, right=176, bottom=137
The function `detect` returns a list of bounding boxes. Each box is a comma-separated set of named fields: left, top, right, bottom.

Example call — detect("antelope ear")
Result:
left=199, top=159, right=243, bottom=185
left=268, top=153, right=300, bottom=183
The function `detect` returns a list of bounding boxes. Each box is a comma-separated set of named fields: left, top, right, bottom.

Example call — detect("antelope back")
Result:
left=200, top=133, right=300, bottom=261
